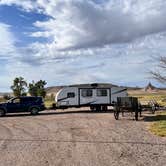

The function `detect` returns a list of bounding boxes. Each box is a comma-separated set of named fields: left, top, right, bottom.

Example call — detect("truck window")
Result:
left=13, top=98, right=20, bottom=103
left=97, top=89, right=107, bottom=96
left=67, top=92, right=75, bottom=98
left=81, top=89, right=92, bottom=97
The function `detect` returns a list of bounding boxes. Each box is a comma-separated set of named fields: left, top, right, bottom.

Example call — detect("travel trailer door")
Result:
left=79, top=88, right=96, bottom=105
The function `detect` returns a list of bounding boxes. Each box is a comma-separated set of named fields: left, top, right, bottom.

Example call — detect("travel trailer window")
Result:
left=67, top=92, right=75, bottom=98
left=81, top=89, right=92, bottom=97
left=97, top=89, right=107, bottom=96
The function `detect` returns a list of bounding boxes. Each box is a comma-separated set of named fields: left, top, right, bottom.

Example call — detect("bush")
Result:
left=3, top=94, right=11, bottom=100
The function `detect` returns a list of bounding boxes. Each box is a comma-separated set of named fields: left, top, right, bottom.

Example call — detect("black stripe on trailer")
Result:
left=111, top=88, right=127, bottom=95
left=57, top=97, right=69, bottom=102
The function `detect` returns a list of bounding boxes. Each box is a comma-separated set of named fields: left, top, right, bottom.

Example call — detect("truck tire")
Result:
left=30, top=107, right=39, bottom=115
left=0, top=109, right=5, bottom=117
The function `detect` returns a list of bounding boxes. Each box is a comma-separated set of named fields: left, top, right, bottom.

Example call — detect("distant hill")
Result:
left=0, top=82, right=165, bottom=97
left=45, top=82, right=166, bottom=96
left=128, top=82, right=166, bottom=95
left=144, top=82, right=157, bottom=92
left=45, top=86, right=67, bottom=96
left=45, top=83, right=141, bottom=96
left=0, top=92, right=12, bottom=98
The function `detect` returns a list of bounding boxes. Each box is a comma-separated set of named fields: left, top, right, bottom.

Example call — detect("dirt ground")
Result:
left=0, top=108, right=166, bottom=166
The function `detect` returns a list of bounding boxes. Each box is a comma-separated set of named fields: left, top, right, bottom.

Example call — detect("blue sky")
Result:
left=0, top=0, right=165, bottom=92
left=0, top=5, right=50, bottom=46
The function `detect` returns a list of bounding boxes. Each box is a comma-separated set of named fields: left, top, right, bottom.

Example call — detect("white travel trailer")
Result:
left=55, top=84, right=127, bottom=111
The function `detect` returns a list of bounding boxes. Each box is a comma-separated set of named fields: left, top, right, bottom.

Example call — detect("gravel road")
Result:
left=0, top=108, right=165, bottom=166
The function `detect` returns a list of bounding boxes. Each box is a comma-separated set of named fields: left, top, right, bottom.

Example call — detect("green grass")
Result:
left=149, top=112, right=166, bottom=137
left=44, top=100, right=55, bottom=108
left=0, top=98, right=6, bottom=103
left=44, top=96, right=55, bottom=108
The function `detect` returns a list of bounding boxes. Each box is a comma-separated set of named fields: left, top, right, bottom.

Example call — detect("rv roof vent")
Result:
left=91, top=83, right=98, bottom=87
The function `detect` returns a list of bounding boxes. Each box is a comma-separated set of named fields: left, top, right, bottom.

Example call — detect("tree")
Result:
left=3, top=94, right=11, bottom=100
left=150, top=56, right=166, bottom=84
left=36, top=80, right=47, bottom=98
left=28, top=81, right=38, bottom=97
left=28, top=80, right=47, bottom=98
left=11, top=77, right=27, bottom=97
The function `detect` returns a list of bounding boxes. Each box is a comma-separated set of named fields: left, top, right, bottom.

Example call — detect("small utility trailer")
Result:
left=141, top=100, right=160, bottom=114
left=113, top=97, right=140, bottom=121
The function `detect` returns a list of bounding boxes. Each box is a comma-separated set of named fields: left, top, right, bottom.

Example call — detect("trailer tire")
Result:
left=96, top=106, right=101, bottom=112
left=102, top=106, right=108, bottom=111
left=114, top=106, right=120, bottom=120
left=90, top=106, right=95, bottom=111
left=151, top=106, right=156, bottom=114
left=114, top=111, right=119, bottom=120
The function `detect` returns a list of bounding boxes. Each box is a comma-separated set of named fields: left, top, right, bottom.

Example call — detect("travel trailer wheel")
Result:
left=151, top=105, right=156, bottom=114
left=90, top=106, right=95, bottom=111
left=102, top=106, right=108, bottom=111
left=90, top=106, right=101, bottom=111
left=96, top=106, right=101, bottom=112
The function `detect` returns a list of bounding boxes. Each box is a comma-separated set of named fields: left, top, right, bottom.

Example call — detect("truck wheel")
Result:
left=30, top=107, right=39, bottom=115
left=0, top=109, right=5, bottom=117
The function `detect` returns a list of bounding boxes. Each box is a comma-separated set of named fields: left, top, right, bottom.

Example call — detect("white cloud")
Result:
left=27, top=0, right=166, bottom=50
left=0, top=0, right=36, bottom=11
left=0, top=23, right=19, bottom=91
left=2, top=0, right=166, bottom=50
left=0, top=23, right=18, bottom=60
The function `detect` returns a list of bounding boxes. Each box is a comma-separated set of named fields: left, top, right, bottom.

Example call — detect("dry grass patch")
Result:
left=149, top=112, right=166, bottom=137
left=128, top=90, right=166, bottom=106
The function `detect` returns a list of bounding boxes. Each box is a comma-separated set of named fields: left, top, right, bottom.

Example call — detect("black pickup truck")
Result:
left=0, top=96, right=45, bottom=116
